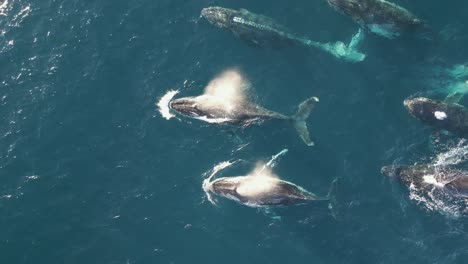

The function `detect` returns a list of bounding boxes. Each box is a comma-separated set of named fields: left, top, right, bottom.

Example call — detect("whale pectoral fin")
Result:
left=444, top=92, right=465, bottom=105
left=348, top=28, right=364, bottom=50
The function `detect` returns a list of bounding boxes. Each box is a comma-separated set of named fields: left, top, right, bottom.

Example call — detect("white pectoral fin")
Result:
left=444, top=92, right=465, bottom=105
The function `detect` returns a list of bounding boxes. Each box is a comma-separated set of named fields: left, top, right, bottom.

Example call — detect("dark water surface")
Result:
left=2, top=0, right=468, bottom=263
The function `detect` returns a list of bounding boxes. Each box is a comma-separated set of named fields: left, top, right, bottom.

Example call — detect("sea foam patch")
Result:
left=0, top=0, right=9, bottom=16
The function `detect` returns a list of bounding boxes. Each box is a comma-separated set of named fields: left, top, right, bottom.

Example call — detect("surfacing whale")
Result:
left=161, top=70, right=319, bottom=146
left=202, top=149, right=338, bottom=208
left=404, top=97, right=468, bottom=137
left=381, top=164, right=468, bottom=197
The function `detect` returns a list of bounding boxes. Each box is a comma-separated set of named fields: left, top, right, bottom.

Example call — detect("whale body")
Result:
left=327, top=0, right=424, bottom=39
left=201, top=6, right=300, bottom=48
left=381, top=164, right=468, bottom=197
left=203, top=174, right=323, bottom=207
left=201, top=6, right=366, bottom=62
left=404, top=97, right=468, bottom=136
left=169, top=92, right=319, bottom=146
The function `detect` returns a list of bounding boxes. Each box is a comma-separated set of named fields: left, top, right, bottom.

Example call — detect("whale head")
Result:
left=404, top=97, right=450, bottom=124
left=169, top=97, right=205, bottom=118
left=209, top=177, right=243, bottom=202
left=381, top=164, right=437, bottom=189
left=381, top=165, right=416, bottom=187
left=381, top=165, right=405, bottom=178
left=201, top=7, right=235, bottom=29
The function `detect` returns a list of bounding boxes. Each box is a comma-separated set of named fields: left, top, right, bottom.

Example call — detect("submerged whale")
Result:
left=201, top=6, right=366, bottom=62
left=326, top=0, right=424, bottom=39
left=164, top=70, right=318, bottom=146
left=404, top=97, right=468, bottom=136
left=381, top=164, right=468, bottom=197
left=203, top=153, right=337, bottom=208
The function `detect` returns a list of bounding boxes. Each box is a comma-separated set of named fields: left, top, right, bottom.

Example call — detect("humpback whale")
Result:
left=163, top=70, right=319, bottom=146
left=404, top=97, right=468, bottom=137
left=201, top=6, right=366, bottom=62
left=326, top=0, right=424, bottom=39
left=381, top=164, right=468, bottom=197
left=202, top=150, right=338, bottom=208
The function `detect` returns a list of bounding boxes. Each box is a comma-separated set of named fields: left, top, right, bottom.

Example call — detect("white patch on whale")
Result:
left=194, top=115, right=233, bottom=124
left=157, top=90, right=179, bottom=120
left=434, top=111, right=447, bottom=120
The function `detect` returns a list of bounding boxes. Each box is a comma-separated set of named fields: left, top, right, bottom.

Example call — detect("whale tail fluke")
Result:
left=292, top=97, right=319, bottom=146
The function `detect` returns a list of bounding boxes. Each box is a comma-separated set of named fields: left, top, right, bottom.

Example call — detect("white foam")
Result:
left=202, top=161, right=235, bottom=205
left=157, top=90, right=179, bottom=120
left=423, top=175, right=445, bottom=188
left=434, top=111, right=447, bottom=120
left=434, top=145, right=468, bottom=167
left=0, top=0, right=9, bottom=16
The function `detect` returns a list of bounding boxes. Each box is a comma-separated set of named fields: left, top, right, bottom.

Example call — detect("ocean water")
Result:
left=2, top=0, right=468, bottom=263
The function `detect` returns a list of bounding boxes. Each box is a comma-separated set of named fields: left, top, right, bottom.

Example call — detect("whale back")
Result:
left=328, top=0, right=423, bottom=38
left=405, top=98, right=468, bottom=136
left=227, top=8, right=298, bottom=48
left=446, top=174, right=468, bottom=196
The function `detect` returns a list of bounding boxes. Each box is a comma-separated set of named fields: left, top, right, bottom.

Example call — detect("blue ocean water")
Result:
left=2, top=0, right=468, bottom=263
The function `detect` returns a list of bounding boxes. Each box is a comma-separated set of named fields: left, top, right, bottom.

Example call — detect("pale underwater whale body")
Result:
left=163, top=70, right=319, bottom=146
left=326, top=0, right=425, bottom=39
left=200, top=6, right=366, bottom=63
left=403, top=97, right=468, bottom=137
left=381, top=164, right=468, bottom=197
left=202, top=150, right=338, bottom=208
